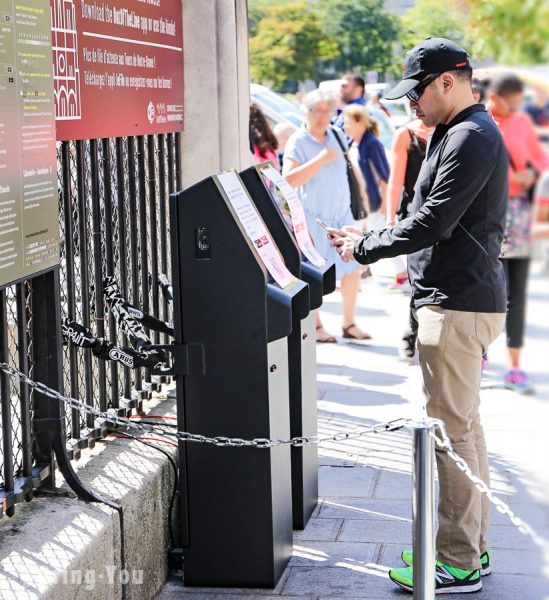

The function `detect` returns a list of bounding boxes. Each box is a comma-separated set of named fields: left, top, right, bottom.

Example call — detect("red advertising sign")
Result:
left=50, top=0, right=183, bottom=140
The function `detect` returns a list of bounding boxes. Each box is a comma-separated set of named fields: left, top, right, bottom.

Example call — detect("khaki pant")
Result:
left=416, top=306, right=505, bottom=570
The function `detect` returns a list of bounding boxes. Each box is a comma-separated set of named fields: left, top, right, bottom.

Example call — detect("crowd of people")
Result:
left=249, top=59, right=549, bottom=395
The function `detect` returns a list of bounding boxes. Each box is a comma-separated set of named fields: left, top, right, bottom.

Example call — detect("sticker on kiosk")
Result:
left=216, top=171, right=296, bottom=289
left=260, top=167, right=326, bottom=268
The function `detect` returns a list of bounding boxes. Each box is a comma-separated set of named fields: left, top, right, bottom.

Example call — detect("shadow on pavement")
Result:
left=317, top=364, right=407, bottom=387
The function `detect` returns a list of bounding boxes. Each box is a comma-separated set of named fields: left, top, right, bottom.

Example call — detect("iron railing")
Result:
left=0, top=133, right=181, bottom=515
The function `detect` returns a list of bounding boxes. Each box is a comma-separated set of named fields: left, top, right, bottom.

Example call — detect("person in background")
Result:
left=283, top=88, right=370, bottom=342
left=534, top=170, right=549, bottom=231
left=524, top=86, right=549, bottom=148
left=486, top=73, right=549, bottom=394
left=471, top=77, right=486, bottom=104
left=249, top=102, right=280, bottom=170
left=386, top=118, right=433, bottom=225
left=342, top=104, right=389, bottom=219
left=533, top=170, right=549, bottom=273
left=524, top=86, right=549, bottom=127
left=273, top=121, right=297, bottom=171
left=332, top=74, right=366, bottom=129
left=386, top=118, right=434, bottom=358
left=343, top=103, right=408, bottom=286
left=367, top=91, right=391, bottom=118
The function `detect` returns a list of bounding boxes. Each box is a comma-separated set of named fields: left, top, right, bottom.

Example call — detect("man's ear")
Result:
left=440, top=73, right=454, bottom=93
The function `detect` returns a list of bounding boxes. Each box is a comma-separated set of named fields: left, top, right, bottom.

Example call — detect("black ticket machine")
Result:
left=240, top=163, right=336, bottom=530
left=170, top=170, right=309, bottom=587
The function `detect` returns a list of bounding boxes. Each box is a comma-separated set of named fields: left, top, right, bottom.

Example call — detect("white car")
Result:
left=250, top=83, right=305, bottom=130
left=365, top=82, right=390, bottom=98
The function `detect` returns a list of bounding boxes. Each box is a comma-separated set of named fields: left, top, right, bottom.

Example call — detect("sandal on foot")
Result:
left=342, top=323, right=372, bottom=340
left=316, top=325, right=337, bottom=343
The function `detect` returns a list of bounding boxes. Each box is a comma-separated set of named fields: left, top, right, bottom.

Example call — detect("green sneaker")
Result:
left=389, top=561, right=482, bottom=594
left=401, top=549, right=491, bottom=576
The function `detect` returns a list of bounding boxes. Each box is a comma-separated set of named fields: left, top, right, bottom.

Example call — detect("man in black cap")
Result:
left=328, top=38, right=508, bottom=594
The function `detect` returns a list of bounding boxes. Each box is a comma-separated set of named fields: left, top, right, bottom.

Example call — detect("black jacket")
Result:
left=354, top=104, right=508, bottom=313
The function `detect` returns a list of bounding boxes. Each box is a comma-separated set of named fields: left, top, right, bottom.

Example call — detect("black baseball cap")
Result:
left=385, top=38, right=471, bottom=100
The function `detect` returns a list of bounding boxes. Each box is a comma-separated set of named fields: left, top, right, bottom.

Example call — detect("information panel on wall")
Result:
left=51, top=0, right=184, bottom=140
left=0, top=0, right=59, bottom=288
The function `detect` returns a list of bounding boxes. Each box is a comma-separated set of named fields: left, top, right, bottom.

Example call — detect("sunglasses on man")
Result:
left=406, top=73, right=441, bottom=102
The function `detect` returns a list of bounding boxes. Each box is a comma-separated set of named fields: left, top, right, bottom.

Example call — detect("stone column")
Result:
left=180, top=0, right=250, bottom=188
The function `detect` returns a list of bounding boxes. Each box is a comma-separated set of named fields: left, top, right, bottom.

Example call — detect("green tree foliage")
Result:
left=248, top=0, right=549, bottom=90
left=248, top=0, right=285, bottom=37
left=313, top=0, right=399, bottom=77
left=398, top=0, right=549, bottom=66
left=464, top=0, right=549, bottom=65
left=399, top=0, right=469, bottom=54
left=249, top=1, right=338, bottom=90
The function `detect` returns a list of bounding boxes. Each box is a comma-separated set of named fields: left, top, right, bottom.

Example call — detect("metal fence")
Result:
left=0, top=132, right=181, bottom=515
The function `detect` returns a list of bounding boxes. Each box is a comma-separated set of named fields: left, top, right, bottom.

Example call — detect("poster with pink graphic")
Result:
left=216, top=171, right=295, bottom=289
left=261, top=167, right=326, bottom=268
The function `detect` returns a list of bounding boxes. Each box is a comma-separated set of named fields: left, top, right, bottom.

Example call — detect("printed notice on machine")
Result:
left=216, top=171, right=295, bottom=289
left=261, top=167, right=326, bottom=268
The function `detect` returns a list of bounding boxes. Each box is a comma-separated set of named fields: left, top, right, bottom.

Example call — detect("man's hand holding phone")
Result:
left=330, top=225, right=363, bottom=263
left=315, top=219, right=363, bottom=262
left=316, top=219, right=345, bottom=239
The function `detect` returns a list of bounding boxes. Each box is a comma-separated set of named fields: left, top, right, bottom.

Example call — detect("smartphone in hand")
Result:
left=316, top=219, right=345, bottom=237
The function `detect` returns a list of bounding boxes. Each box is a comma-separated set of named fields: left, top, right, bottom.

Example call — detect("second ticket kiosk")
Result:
left=240, top=164, right=336, bottom=529
left=170, top=170, right=308, bottom=587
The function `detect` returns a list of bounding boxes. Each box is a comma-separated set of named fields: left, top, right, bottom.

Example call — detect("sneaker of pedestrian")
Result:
left=504, top=369, right=534, bottom=395
left=389, top=561, right=482, bottom=594
left=400, top=549, right=491, bottom=577
left=481, top=352, right=488, bottom=372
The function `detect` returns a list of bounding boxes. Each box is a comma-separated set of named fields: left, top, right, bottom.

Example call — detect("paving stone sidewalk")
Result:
left=157, top=263, right=549, bottom=600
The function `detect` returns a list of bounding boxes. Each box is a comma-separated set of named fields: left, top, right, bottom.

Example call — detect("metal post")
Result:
left=157, top=134, right=169, bottom=345
left=0, top=289, right=15, bottom=515
left=127, top=136, right=143, bottom=397
left=137, top=136, right=151, bottom=386
left=116, top=137, right=132, bottom=400
left=147, top=135, right=160, bottom=348
left=75, top=140, right=95, bottom=428
left=16, top=283, right=32, bottom=491
left=30, top=270, right=62, bottom=493
left=174, top=132, right=182, bottom=190
left=101, top=138, right=119, bottom=408
left=61, top=141, right=81, bottom=438
left=413, top=421, right=436, bottom=600
left=90, top=139, right=108, bottom=411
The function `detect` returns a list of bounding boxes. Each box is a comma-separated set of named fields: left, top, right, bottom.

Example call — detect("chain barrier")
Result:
left=1, top=361, right=547, bottom=554
left=0, top=362, right=410, bottom=447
